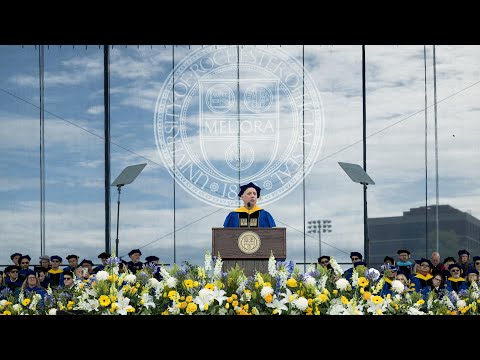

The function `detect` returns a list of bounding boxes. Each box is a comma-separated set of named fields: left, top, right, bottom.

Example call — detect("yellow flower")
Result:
left=204, top=304, right=209, bottom=311
left=376, top=309, right=383, bottom=315
left=179, top=302, right=187, bottom=309
left=226, top=297, right=233, bottom=303
left=255, top=282, right=260, bottom=288
left=394, top=304, right=399, bottom=311
left=363, top=291, right=372, bottom=301
left=264, top=293, right=273, bottom=303
left=185, top=295, right=193, bottom=303
left=231, top=294, right=238, bottom=300
left=323, top=288, right=330, bottom=295
left=2, top=310, right=11, bottom=315
left=140, top=299, right=145, bottom=305
left=318, top=294, right=328, bottom=303
left=127, top=307, right=135, bottom=313
left=307, top=298, right=313, bottom=305
left=333, top=290, right=338, bottom=295
left=130, top=287, right=138, bottom=294
left=205, top=283, right=215, bottom=291
left=251, top=307, right=260, bottom=315
left=341, top=296, right=349, bottom=305
left=22, top=298, right=31, bottom=306
left=161, top=310, right=169, bottom=315
left=193, top=281, right=199, bottom=287
left=371, top=295, right=383, bottom=304
left=100, top=295, right=111, bottom=307
left=360, top=287, right=365, bottom=294
left=357, top=277, right=369, bottom=287
left=183, top=279, right=194, bottom=288
left=286, top=278, right=298, bottom=287
left=264, top=282, right=271, bottom=288
left=168, top=290, right=178, bottom=300
left=243, top=304, right=249, bottom=310
left=416, top=299, right=425, bottom=305
left=109, top=294, right=117, bottom=303
left=232, top=300, right=239, bottom=307
left=225, top=303, right=230, bottom=309
left=186, top=302, right=198, bottom=314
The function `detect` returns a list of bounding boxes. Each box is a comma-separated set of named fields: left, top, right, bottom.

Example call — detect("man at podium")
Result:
left=223, top=182, right=276, bottom=228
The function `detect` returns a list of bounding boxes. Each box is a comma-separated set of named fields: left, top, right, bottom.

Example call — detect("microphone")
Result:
left=247, top=202, right=251, bottom=227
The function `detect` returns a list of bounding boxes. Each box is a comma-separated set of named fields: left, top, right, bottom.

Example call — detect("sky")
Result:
left=1, top=44, right=479, bottom=270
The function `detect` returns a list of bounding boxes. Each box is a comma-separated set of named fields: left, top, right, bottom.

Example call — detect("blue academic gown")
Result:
left=223, top=206, right=276, bottom=228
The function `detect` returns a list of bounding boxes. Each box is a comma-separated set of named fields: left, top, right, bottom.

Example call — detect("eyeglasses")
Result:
left=21, top=262, right=29, bottom=264
left=420, top=263, right=430, bottom=267
left=52, top=260, right=60, bottom=262
left=475, top=262, right=480, bottom=265
left=10, top=270, right=18, bottom=273
left=320, top=261, right=329, bottom=264
left=433, top=277, right=442, bottom=281
left=450, top=269, right=460, bottom=273
left=64, top=277, right=72, bottom=280
left=351, top=257, right=360, bottom=261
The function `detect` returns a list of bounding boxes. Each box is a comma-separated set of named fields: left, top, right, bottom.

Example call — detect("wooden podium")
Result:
left=212, top=227, right=286, bottom=276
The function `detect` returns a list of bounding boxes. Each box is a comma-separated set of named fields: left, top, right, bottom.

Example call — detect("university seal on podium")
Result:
left=237, top=231, right=261, bottom=254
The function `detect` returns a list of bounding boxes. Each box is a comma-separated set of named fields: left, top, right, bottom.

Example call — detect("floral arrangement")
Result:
left=1, top=251, right=480, bottom=315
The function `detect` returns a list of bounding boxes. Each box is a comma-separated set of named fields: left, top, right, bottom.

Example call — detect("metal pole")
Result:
left=362, top=45, right=369, bottom=264
left=115, top=185, right=121, bottom=256
left=318, top=229, right=322, bottom=259
left=104, top=45, right=111, bottom=254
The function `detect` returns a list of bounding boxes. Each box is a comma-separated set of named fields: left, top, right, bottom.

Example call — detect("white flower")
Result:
left=48, top=308, right=57, bottom=315
left=391, top=280, right=405, bottom=293
left=268, top=252, right=277, bottom=277
left=335, top=278, right=349, bottom=291
left=12, top=304, right=22, bottom=313
left=0, top=300, right=7, bottom=306
left=457, top=299, right=467, bottom=309
left=148, top=277, right=159, bottom=287
left=194, top=288, right=214, bottom=311
left=407, top=306, right=425, bottom=315
left=211, top=287, right=227, bottom=306
left=140, top=293, right=156, bottom=309
left=303, top=275, right=316, bottom=287
left=204, top=251, right=212, bottom=272
left=329, top=257, right=344, bottom=275
left=260, top=286, right=274, bottom=298
left=306, top=263, right=316, bottom=274
left=95, top=271, right=109, bottom=281
left=213, top=254, right=223, bottom=279
left=166, top=276, right=178, bottom=288
left=124, top=274, right=137, bottom=284
left=266, top=295, right=288, bottom=314
left=281, top=288, right=298, bottom=303
left=114, top=292, right=133, bottom=315
left=293, top=297, right=308, bottom=311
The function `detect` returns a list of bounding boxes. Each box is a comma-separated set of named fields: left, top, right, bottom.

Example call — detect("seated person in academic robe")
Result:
left=410, top=258, right=434, bottom=292
left=223, top=182, right=276, bottom=228
left=445, top=263, right=467, bottom=293
left=127, top=249, right=143, bottom=274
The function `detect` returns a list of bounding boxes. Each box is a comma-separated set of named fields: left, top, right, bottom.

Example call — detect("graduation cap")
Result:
left=466, top=268, right=479, bottom=276
left=473, top=256, right=480, bottom=263
left=415, top=258, right=433, bottom=268
left=10, top=252, right=22, bottom=260
left=238, top=182, right=261, bottom=198
left=128, top=249, right=142, bottom=256
left=63, top=270, right=74, bottom=278
left=19, top=255, right=31, bottom=262
left=50, top=255, right=62, bottom=262
left=383, top=256, right=395, bottom=264
left=443, top=256, right=456, bottom=264
left=397, top=249, right=410, bottom=255
left=80, top=259, right=94, bottom=266
left=98, top=252, right=111, bottom=259
left=318, top=255, right=330, bottom=263
left=39, top=255, right=50, bottom=261
left=66, top=254, right=79, bottom=260
left=25, top=269, right=36, bottom=278
left=145, top=255, right=159, bottom=262
left=5, top=265, right=20, bottom=273
left=458, top=249, right=470, bottom=256
left=448, top=263, right=462, bottom=271
left=350, top=252, right=363, bottom=260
